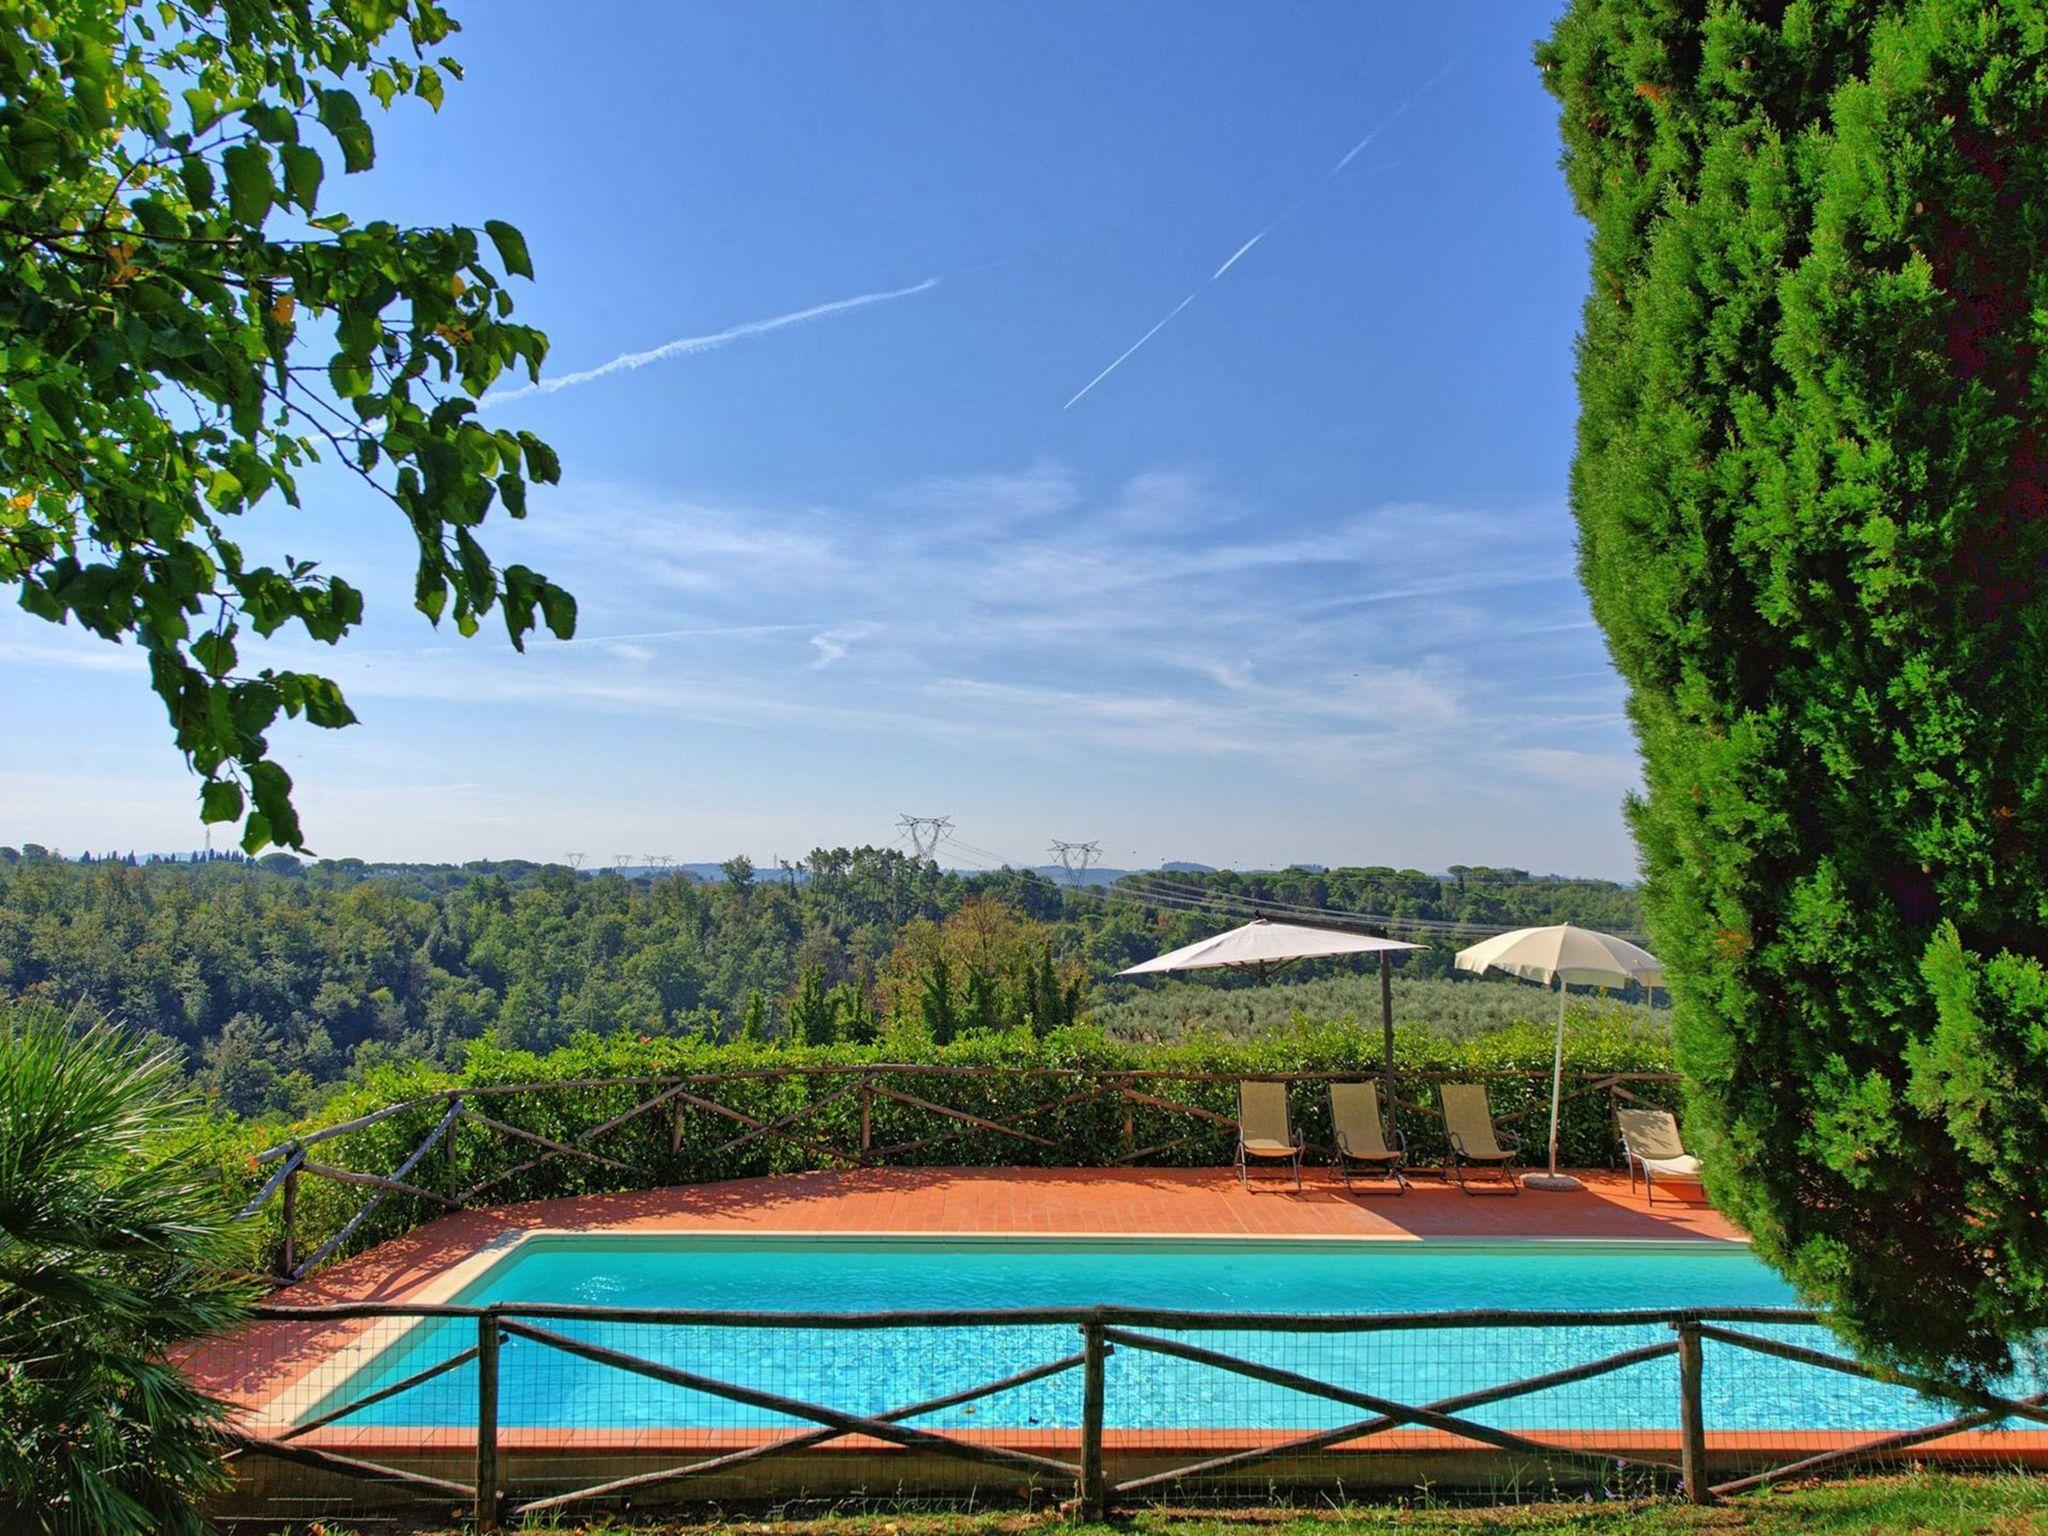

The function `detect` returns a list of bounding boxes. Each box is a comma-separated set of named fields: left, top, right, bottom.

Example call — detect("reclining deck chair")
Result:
left=1616, top=1107, right=1704, bottom=1204
left=1329, top=1081, right=1407, bottom=1193
left=1440, top=1083, right=1520, bottom=1195
left=1236, top=1080, right=1304, bottom=1189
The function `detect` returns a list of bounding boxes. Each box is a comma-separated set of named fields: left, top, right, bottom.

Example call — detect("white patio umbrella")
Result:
left=1453, top=924, right=1663, bottom=1191
left=1120, top=917, right=1423, bottom=1099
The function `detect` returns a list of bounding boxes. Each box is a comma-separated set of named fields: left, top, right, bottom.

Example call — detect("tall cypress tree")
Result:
left=1542, top=2, right=2048, bottom=1376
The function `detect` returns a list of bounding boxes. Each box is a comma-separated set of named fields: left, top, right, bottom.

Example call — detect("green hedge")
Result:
left=223, top=1015, right=1675, bottom=1275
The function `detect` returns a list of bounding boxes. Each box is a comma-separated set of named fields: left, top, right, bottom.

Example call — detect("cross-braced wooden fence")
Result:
left=200, top=1301, right=2048, bottom=1527
left=238, top=1064, right=1683, bottom=1282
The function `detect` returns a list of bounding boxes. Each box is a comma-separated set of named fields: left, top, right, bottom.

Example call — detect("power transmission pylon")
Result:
left=1048, top=839, right=1102, bottom=887
left=896, top=814, right=953, bottom=862
left=613, top=852, right=634, bottom=873
left=564, top=852, right=586, bottom=870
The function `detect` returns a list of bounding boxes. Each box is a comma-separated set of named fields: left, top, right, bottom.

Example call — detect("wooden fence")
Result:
left=210, top=1300, right=2048, bottom=1526
left=240, top=1064, right=1684, bottom=1282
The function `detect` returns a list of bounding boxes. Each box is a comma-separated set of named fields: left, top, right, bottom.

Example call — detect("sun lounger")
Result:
left=1616, top=1107, right=1703, bottom=1204
left=1440, top=1083, right=1520, bottom=1194
left=1329, top=1081, right=1406, bottom=1193
left=1236, top=1080, right=1303, bottom=1189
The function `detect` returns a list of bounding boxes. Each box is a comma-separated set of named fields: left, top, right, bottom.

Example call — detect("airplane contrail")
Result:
left=486, top=277, right=941, bottom=406
left=1063, top=291, right=1198, bottom=410
left=1333, top=57, right=1457, bottom=173
left=1063, top=60, right=1454, bottom=410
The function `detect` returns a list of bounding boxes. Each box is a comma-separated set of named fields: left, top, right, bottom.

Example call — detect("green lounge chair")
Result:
left=1441, top=1083, right=1520, bottom=1195
left=1236, top=1080, right=1303, bottom=1190
left=1330, top=1081, right=1407, bottom=1193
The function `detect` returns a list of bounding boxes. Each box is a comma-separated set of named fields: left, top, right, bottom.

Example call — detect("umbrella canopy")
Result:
left=1453, top=924, right=1663, bottom=1190
left=1120, top=919, right=1424, bottom=1106
left=1452, top=924, right=1664, bottom=990
left=1120, top=918, right=1421, bottom=977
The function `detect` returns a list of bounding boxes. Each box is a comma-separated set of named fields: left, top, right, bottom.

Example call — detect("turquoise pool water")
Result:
left=304, top=1236, right=1997, bottom=1434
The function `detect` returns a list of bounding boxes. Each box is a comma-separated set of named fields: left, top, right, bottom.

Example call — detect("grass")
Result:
left=395, top=1475, right=2046, bottom=1536
left=1091, top=973, right=1669, bottom=1043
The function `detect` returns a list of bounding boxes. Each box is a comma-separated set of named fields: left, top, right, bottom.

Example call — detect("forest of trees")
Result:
left=0, top=845, right=1643, bottom=1118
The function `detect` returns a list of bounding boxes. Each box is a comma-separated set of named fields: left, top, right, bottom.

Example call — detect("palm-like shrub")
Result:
left=0, top=1007, right=259, bottom=1535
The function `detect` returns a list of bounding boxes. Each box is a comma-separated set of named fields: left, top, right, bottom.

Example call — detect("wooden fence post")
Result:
left=1079, top=1320, right=1109, bottom=1519
left=859, top=1074, right=873, bottom=1161
left=278, top=1161, right=298, bottom=1280
left=445, top=1094, right=461, bottom=1195
left=476, top=1310, right=501, bottom=1530
left=670, top=1090, right=685, bottom=1159
left=1676, top=1318, right=1711, bottom=1504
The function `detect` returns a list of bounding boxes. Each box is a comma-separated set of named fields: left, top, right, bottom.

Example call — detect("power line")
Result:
left=933, top=831, right=1641, bottom=945
left=1116, top=872, right=1651, bottom=944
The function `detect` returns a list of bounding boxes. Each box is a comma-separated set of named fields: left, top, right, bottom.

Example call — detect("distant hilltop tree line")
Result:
left=0, top=848, right=1643, bottom=1119
left=0, top=844, right=292, bottom=867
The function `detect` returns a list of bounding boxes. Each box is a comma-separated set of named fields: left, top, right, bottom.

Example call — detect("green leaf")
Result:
left=239, top=811, right=272, bottom=853
left=317, top=89, right=375, bottom=173
left=246, top=760, right=299, bottom=849
left=279, top=144, right=323, bottom=213
left=221, top=142, right=272, bottom=227
left=178, top=154, right=214, bottom=209
left=517, top=431, right=560, bottom=483
left=198, top=780, right=243, bottom=824
left=191, top=630, right=237, bottom=678
left=483, top=219, right=533, bottom=280
left=182, top=87, right=222, bottom=135
left=538, top=581, right=577, bottom=640
left=328, top=357, right=373, bottom=399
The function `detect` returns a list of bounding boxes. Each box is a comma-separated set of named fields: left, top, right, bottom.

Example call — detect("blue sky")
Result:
left=2, top=1, right=1643, bottom=877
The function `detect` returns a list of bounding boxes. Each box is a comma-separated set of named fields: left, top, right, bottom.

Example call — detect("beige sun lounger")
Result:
left=1329, top=1081, right=1406, bottom=1193
left=1440, top=1083, right=1520, bottom=1195
left=1236, top=1080, right=1303, bottom=1189
left=1616, top=1108, right=1704, bottom=1204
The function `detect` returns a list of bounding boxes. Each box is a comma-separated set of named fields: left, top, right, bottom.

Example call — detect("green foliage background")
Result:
left=0, top=847, right=1650, bottom=1115
left=1541, top=0, right=2048, bottom=1375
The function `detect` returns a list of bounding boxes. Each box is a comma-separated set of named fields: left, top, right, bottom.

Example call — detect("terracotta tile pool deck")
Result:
left=277, top=1164, right=1743, bottom=1308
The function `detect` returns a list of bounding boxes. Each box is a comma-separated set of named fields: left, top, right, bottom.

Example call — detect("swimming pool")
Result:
left=299, top=1235, right=2003, bottom=1436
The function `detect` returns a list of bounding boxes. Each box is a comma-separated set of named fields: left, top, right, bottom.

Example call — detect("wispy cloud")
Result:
left=11, top=457, right=1637, bottom=870
left=1064, top=60, right=1453, bottom=409
left=485, top=278, right=940, bottom=407
left=807, top=624, right=875, bottom=669
left=338, top=467, right=1613, bottom=795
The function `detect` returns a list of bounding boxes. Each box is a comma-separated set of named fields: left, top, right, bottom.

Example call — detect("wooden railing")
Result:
left=240, top=1064, right=1683, bottom=1282
left=215, top=1300, right=2048, bottom=1526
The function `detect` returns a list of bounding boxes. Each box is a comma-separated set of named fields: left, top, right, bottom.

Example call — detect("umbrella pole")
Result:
left=1379, top=952, right=1395, bottom=1106
left=1550, top=981, right=1565, bottom=1174
left=1527, top=977, right=1582, bottom=1191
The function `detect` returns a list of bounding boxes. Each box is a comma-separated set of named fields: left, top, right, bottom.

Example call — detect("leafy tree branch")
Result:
left=1, top=0, right=575, bottom=852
